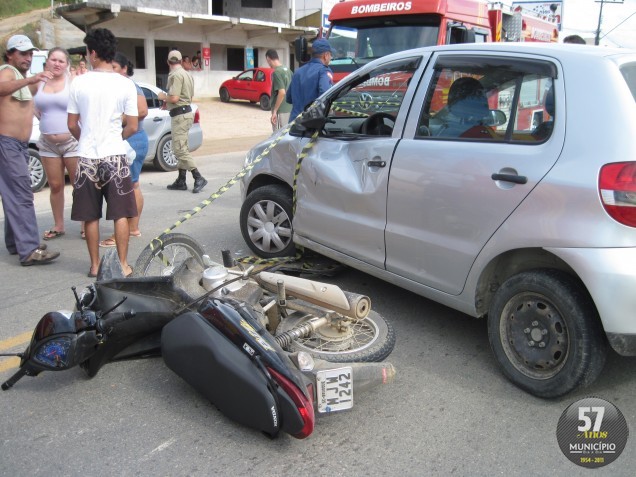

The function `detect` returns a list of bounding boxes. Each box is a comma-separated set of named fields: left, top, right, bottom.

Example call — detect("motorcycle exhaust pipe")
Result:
left=256, top=272, right=371, bottom=320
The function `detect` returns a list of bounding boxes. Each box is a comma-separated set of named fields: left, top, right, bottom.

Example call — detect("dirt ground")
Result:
left=190, top=97, right=274, bottom=156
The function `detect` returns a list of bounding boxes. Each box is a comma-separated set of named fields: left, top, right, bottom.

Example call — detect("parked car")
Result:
left=240, top=42, right=636, bottom=398
left=28, top=82, right=203, bottom=192
left=219, top=67, right=273, bottom=110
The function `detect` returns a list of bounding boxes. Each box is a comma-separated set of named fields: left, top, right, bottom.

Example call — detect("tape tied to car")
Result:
left=146, top=117, right=320, bottom=267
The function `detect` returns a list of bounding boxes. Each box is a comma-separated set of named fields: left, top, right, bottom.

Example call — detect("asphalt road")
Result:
left=1, top=149, right=635, bottom=476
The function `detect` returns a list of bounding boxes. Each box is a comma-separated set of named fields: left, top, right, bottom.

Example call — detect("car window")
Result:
left=256, top=70, right=265, bottom=82
left=416, top=55, right=557, bottom=143
left=620, top=62, right=636, bottom=101
left=311, top=57, right=420, bottom=138
left=141, top=87, right=162, bottom=109
left=238, top=70, right=254, bottom=81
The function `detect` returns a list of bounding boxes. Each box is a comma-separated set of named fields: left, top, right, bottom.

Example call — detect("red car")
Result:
left=219, top=67, right=273, bottom=110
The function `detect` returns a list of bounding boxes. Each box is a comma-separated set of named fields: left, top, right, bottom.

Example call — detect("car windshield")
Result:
left=327, top=18, right=440, bottom=75
left=620, top=62, right=636, bottom=101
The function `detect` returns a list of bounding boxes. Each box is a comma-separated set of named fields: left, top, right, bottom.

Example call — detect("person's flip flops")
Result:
left=43, top=230, right=65, bottom=240
left=99, top=237, right=116, bottom=248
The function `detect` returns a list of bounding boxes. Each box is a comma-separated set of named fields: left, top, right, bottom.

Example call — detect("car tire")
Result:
left=487, top=269, right=607, bottom=398
left=28, top=148, right=47, bottom=193
left=153, top=134, right=178, bottom=172
left=219, top=87, right=230, bottom=103
left=240, top=184, right=296, bottom=259
left=259, top=94, right=270, bottom=111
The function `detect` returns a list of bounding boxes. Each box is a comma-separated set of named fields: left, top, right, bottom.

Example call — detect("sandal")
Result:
left=130, top=231, right=142, bottom=237
left=99, top=237, right=116, bottom=248
left=43, top=230, right=65, bottom=240
left=81, top=230, right=86, bottom=240
left=124, top=266, right=134, bottom=278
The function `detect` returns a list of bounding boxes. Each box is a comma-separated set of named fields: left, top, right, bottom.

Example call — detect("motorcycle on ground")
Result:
left=2, top=234, right=396, bottom=438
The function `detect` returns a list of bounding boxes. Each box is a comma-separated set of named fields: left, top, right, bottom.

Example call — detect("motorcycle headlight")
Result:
left=33, top=336, right=73, bottom=369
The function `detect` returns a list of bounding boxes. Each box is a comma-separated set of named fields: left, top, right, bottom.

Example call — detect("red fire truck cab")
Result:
left=324, top=0, right=558, bottom=81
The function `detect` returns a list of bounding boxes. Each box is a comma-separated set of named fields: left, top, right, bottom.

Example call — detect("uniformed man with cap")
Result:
left=286, top=38, right=335, bottom=122
left=159, top=50, right=207, bottom=193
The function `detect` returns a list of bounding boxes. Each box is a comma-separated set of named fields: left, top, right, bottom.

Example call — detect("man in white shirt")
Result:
left=67, top=28, right=138, bottom=278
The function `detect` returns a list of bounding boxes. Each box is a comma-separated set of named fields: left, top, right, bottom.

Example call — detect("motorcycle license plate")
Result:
left=316, top=367, right=353, bottom=413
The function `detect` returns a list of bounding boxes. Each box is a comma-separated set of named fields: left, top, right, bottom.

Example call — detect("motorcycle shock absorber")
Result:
left=274, top=316, right=329, bottom=349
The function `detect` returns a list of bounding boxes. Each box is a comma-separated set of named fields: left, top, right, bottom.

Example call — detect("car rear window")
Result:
left=620, top=63, right=636, bottom=102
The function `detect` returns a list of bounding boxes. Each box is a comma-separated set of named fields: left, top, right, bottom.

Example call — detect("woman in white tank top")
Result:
left=34, top=47, right=82, bottom=240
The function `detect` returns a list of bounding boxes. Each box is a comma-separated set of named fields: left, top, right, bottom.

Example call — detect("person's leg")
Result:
left=113, top=217, right=132, bottom=276
left=84, top=219, right=101, bottom=276
left=167, top=116, right=189, bottom=190
left=128, top=182, right=143, bottom=236
left=0, top=137, right=41, bottom=261
left=42, top=155, right=66, bottom=234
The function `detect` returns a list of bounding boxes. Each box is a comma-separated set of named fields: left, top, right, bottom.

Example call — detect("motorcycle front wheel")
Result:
left=134, top=233, right=206, bottom=277
left=277, top=310, right=395, bottom=363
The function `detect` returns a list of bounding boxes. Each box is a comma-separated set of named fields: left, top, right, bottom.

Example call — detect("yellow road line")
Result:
left=0, top=357, right=20, bottom=373
left=0, top=331, right=31, bottom=351
left=0, top=331, right=31, bottom=374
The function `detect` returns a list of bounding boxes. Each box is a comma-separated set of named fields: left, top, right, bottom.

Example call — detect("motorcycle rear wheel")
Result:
left=134, top=233, right=206, bottom=277
left=277, top=310, right=395, bottom=362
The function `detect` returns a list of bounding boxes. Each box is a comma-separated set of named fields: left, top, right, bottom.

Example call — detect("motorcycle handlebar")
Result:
left=96, top=310, right=136, bottom=333
left=1, top=367, right=27, bottom=391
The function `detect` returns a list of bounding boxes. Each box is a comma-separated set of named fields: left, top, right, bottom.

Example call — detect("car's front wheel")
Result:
left=488, top=269, right=607, bottom=398
left=219, top=87, right=230, bottom=103
left=28, top=148, right=47, bottom=193
left=240, top=184, right=295, bottom=258
left=153, top=134, right=178, bottom=171
left=259, top=94, right=270, bottom=111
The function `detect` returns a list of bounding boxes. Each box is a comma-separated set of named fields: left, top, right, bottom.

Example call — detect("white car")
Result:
left=28, top=82, right=203, bottom=192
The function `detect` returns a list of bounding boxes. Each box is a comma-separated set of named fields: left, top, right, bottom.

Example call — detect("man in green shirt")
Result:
left=265, top=49, right=292, bottom=131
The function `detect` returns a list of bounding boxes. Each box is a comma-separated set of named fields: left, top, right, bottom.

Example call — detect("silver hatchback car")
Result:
left=240, top=43, right=636, bottom=398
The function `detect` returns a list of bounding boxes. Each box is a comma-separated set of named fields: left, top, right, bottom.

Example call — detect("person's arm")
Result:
left=68, top=113, right=81, bottom=140
left=271, top=87, right=287, bottom=125
left=317, top=68, right=333, bottom=96
left=0, top=69, right=52, bottom=97
left=122, top=115, right=138, bottom=139
left=159, top=75, right=182, bottom=104
left=136, top=92, right=148, bottom=120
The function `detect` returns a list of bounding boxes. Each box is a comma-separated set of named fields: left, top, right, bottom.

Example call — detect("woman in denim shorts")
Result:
left=34, top=47, right=81, bottom=240
left=100, top=52, right=149, bottom=248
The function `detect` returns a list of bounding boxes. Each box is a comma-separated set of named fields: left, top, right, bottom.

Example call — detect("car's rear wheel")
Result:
left=259, top=94, right=270, bottom=111
left=240, top=184, right=295, bottom=258
left=219, top=87, right=230, bottom=103
left=153, top=134, right=178, bottom=171
left=28, top=148, right=47, bottom=193
left=488, top=269, right=607, bottom=398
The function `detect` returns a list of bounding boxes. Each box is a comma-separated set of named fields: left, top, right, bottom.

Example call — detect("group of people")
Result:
left=267, top=38, right=336, bottom=131
left=0, top=29, right=151, bottom=277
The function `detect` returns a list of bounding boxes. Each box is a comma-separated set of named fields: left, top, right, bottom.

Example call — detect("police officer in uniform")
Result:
left=159, top=50, right=207, bottom=193
left=286, top=38, right=335, bottom=122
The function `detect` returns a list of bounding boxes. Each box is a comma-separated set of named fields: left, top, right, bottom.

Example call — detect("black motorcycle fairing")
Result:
left=80, top=277, right=194, bottom=377
left=198, top=298, right=312, bottom=401
left=161, top=312, right=282, bottom=437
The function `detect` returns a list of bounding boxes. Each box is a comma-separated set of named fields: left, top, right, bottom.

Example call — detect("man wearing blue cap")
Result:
left=286, top=38, right=335, bottom=122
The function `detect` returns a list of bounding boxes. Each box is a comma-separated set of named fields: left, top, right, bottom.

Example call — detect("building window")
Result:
left=241, top=0, right=273, bottom=7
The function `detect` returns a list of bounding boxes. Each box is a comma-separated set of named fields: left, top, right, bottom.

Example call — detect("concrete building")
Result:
left=57, top=1, right=317, bottom=98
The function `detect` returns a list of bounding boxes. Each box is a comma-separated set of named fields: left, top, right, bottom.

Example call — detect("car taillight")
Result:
left=268, top=367, right=315, bottom=439
left=599, top=162, right=636, bottom=227
left=193, top=109, right=200, bottom=124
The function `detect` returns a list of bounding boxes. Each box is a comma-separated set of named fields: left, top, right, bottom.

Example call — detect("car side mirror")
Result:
left=484, top=110, right=507, bottom=127
left=297, top=100, right=330, bottom=131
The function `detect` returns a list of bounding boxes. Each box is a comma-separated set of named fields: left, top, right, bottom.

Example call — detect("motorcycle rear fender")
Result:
left=162, top=312, right=305, bottom=437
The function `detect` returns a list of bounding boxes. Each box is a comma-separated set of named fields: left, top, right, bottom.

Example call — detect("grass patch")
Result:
left=0, top=0, right=51, bottom=20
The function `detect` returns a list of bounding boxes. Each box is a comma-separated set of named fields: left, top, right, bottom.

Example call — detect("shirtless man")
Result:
left=0, top=35, right=60, bottom=265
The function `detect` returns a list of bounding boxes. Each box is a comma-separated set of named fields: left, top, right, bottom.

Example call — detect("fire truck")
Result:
left=321, top=0, right=559, bottom=81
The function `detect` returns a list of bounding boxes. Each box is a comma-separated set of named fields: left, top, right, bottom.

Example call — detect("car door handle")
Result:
left=491, top=173, right=527, bottom=184
left=368, top=160, right=386, bottom=168
left=153, top=117, right=163, bottom=122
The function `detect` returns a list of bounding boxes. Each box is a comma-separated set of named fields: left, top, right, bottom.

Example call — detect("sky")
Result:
left=524, top=0, right=636, bottom=47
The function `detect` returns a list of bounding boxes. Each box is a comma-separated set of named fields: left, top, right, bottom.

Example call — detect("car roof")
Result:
left=378, top=42, right=636, bottom=63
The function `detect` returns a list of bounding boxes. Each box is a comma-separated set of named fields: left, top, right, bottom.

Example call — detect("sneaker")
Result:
left=192, top=176, right=208, bottom=193
left=21, top=246, right=60, bottom=266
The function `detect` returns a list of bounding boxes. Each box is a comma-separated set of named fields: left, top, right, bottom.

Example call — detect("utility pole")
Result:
left=595, top=0, right=624, bottom=46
